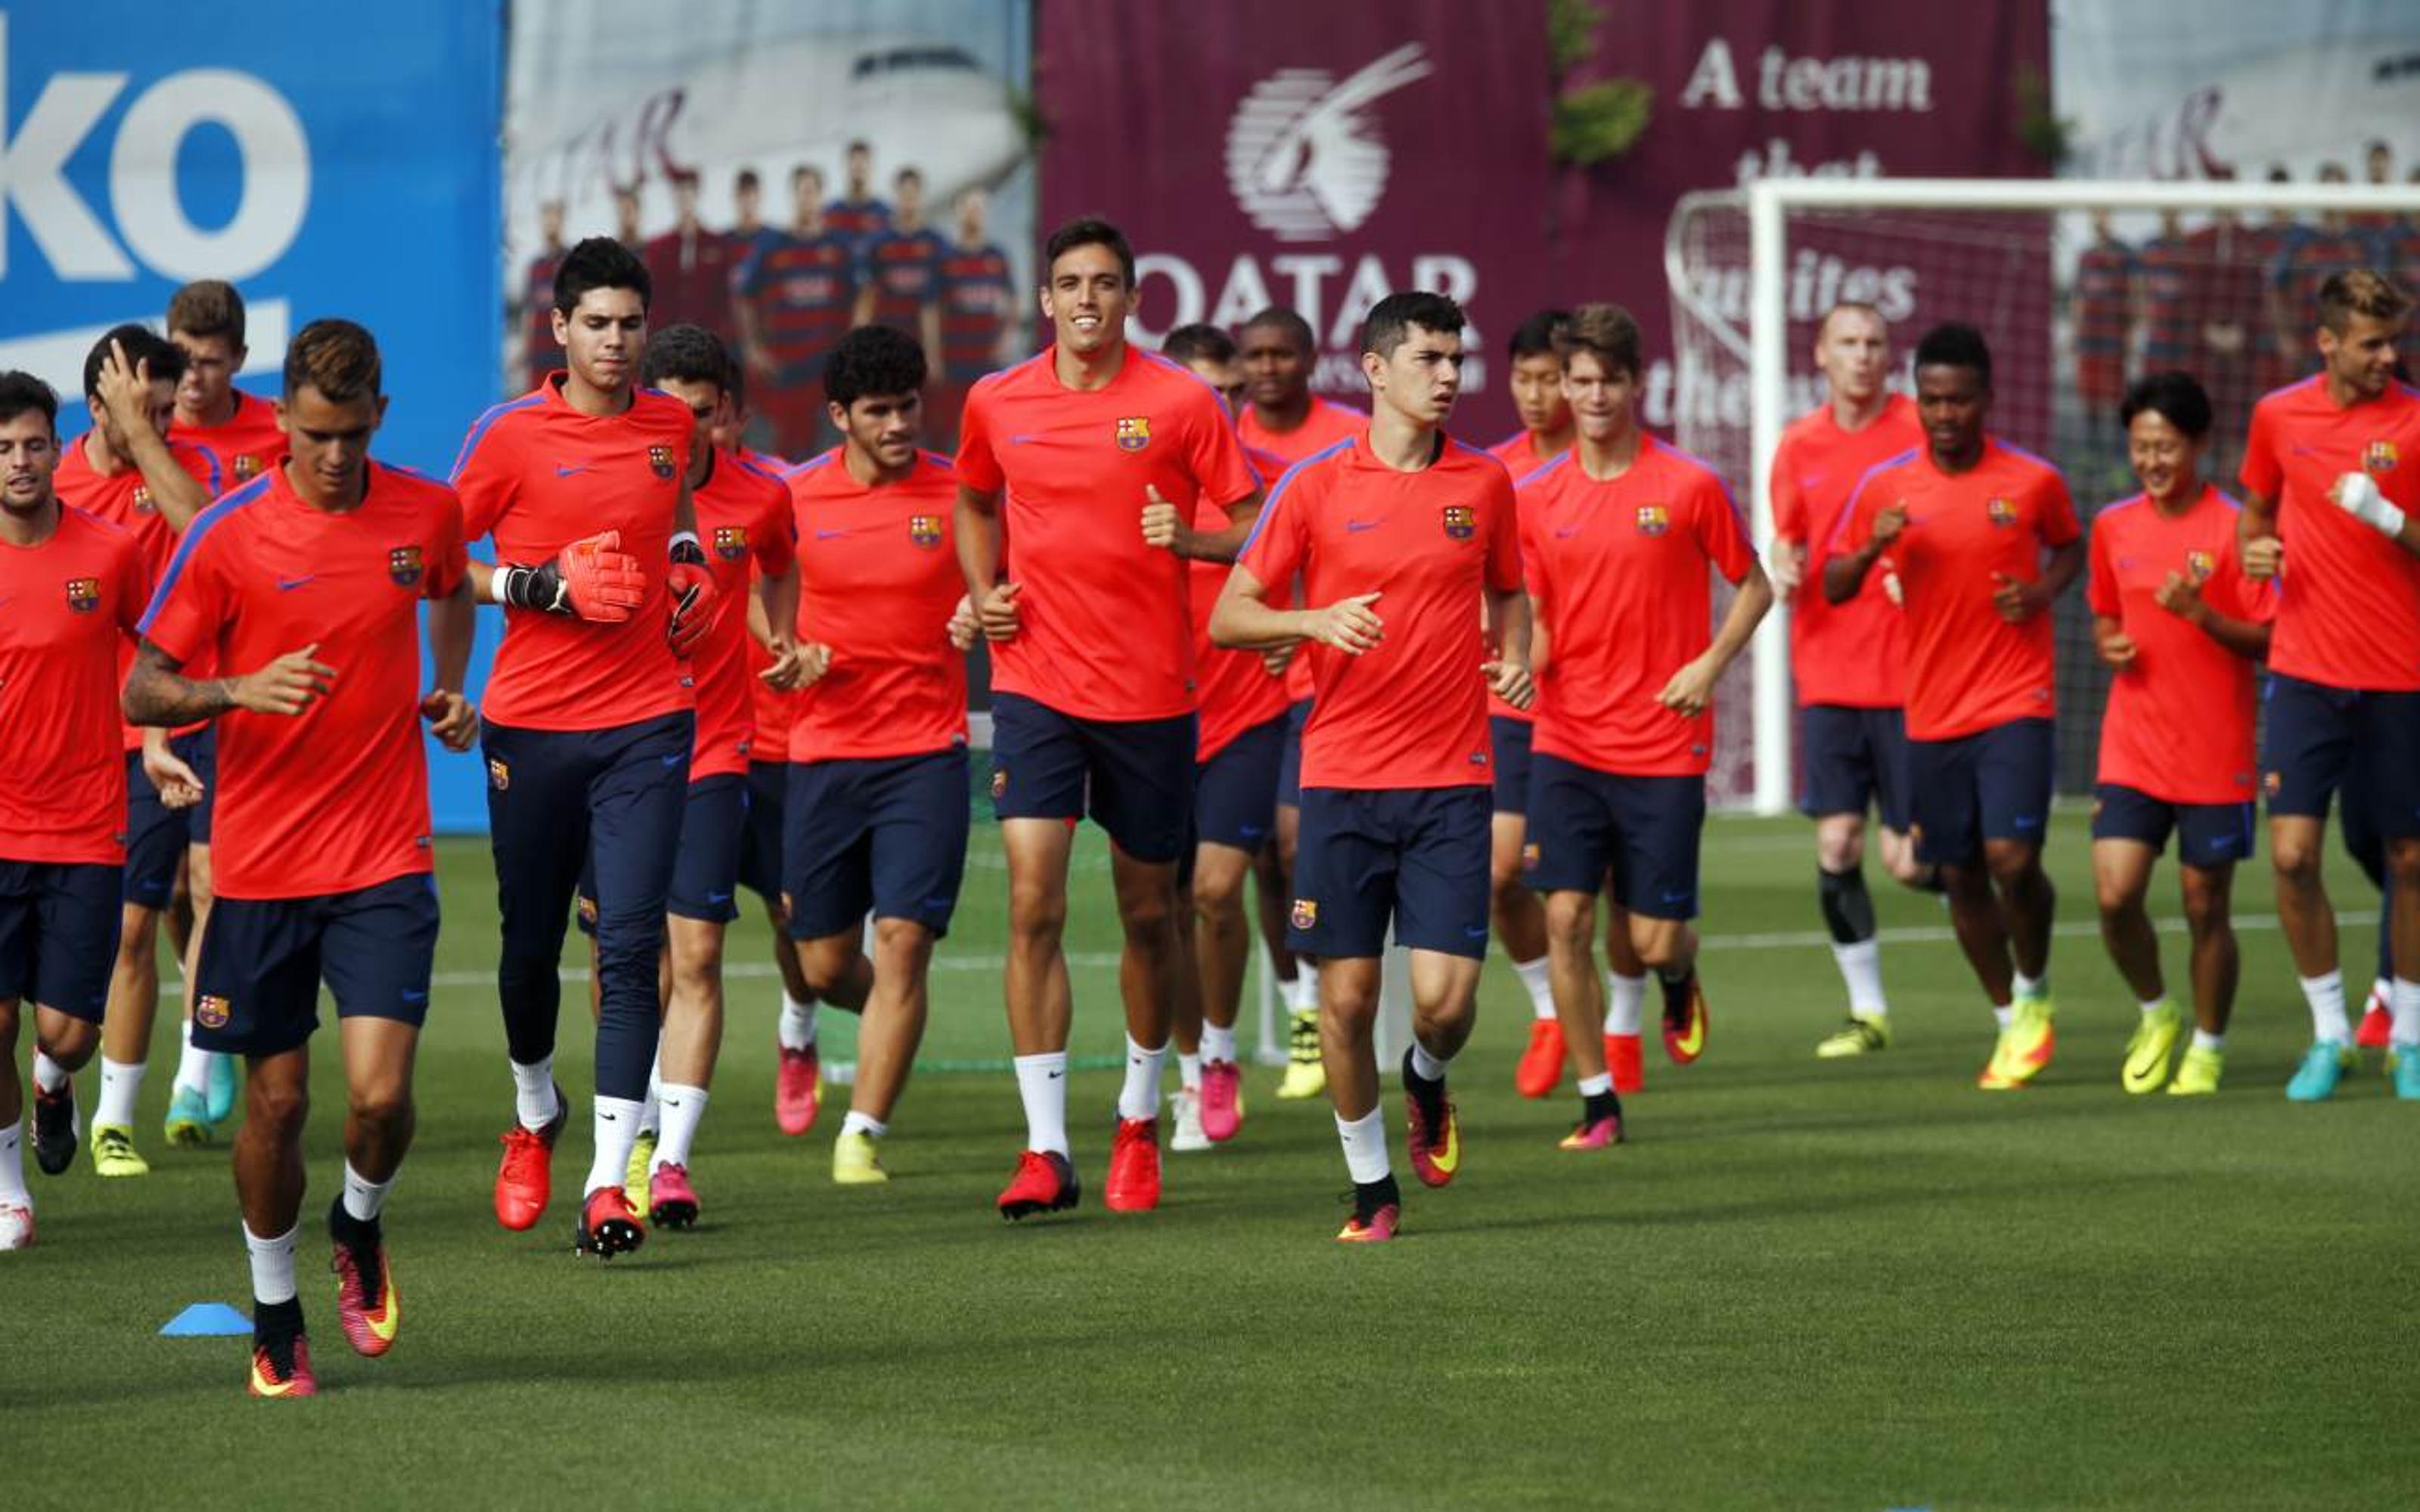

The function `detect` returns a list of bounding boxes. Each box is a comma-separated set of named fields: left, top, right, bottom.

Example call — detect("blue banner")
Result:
left=4, top=2, right=505, bottom=829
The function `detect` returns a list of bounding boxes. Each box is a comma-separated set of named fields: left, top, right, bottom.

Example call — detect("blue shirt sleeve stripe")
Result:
left=138, top=476, right=273, bottom=636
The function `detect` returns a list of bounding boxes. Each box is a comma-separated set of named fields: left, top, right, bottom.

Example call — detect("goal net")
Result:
left=1667, top=178, right=2420, bottom=814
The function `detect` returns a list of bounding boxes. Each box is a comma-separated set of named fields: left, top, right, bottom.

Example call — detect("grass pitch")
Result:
left=7, top=804, right=2414, bottom=1510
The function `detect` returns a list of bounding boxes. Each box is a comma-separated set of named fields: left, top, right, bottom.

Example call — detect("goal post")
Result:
left=1669, top=177, right=2420, bottom=816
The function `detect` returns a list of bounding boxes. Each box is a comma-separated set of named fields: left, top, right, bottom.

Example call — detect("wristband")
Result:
left=670, top=531, right=705, bottom=566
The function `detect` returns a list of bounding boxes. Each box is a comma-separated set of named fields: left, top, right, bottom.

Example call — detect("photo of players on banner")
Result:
left=3, top=185, right=2415, bottom=1399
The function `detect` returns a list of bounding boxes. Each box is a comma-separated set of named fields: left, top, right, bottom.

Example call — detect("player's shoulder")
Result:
left=628, top=386, right=696, bottom=432
left=1649, top=435, right=1732, bottom=491
left=371, top=459, right=458, bottom=503
left=1133, top=348, right=1233, bottom=415
left=1264, top=433, right=1359, bottom=508
left=456, top=387, right=551, bottom=456
left=175, top=472, right=281, bottom=560
left=728, top=449, right=798, bottom=513
left=968, top=351, right=1050, bottom=404
left=1512, top=447, right=1573, bottom=493
left=2093, top=491, right=2150, bottom=534
left=58, top=502, right=138, bottom=554
left=1987, top=437, right=2068, bottom=491
left=1848, top=445, right=1925, bottom=498
left=2251, top=373, right=2327, bottom=422
left=911, top=449, right=962, bottom=490
left=1440, top=434, right=1514, bottom=483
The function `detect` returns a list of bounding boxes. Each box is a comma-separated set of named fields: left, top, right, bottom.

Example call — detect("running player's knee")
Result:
left=1544, top=891, right=1595, bottom=951
left=2270, top=831, right=2323, bottom=881
left=249, top=1078, right=309, bottom=1140
left=2094, top=870, right=2141, bottom=919
left=2179, top=875, right=2229, bottom=937
left=346, top=1082, right=411, bottom=1133
left=2384, top=838, right=2420, bottom=889
left=1981, top=839, right=2037, bottom=888
left=36, top=1014, right=98, bottom=1070
left=1815, top=817, right=1863, bottom=873
left=796, top=936, right=860, bottom=997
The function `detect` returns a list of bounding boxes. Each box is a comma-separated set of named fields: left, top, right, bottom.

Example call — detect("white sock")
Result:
left=1602, top=972, right=1646, bottom=1036
left=342, top=1160, right=395, bottom=1223
left=839, top=1110, right=887, bottom=1140
left=779, top=995, right=819, bottom=1051
left=2298, top=971, right=2350, bottom=1045
left=510, top=1056, right=559, bottom=1130
left=2012, top=970, right=2047, bottom=1002
left=1513, top=955, right=1555, bottom=1020
left=31, top=1053, right=67, bottom=1095
left=583, top=1096, right=645, bottom=1194
left=1118, top=1035, right=1166, bottom=1121
left=2391, top=978, right=2420, bottom=1049
left=1407, top=1041, right=1450, bottom=1083
left=640, top=1057, right=663, bottom=1137
left=174, top=1019, right=212, bottom=1094
left=1176, top=1052, right=1202, bottom=1091
left=1013, top=1052, right=1070, bottom=1156
left=1993, top=1004, right=2015, bottom=1029
left=1286, top=971, right=1319, bottom=1014
left=1830, top=940, right=1888, bottom=1016
left=2191, top=1029, right=2225, bottom=1052
left=1202, top=1022, right=1238, bottom=1064
left=2140, top=997, right=2170, bottom=1017
left=653, top=1083, right=709, bottom=1169
left=1335, top=1108, right=1390, bottom=1184
left=244, top=1222, right=299, bottom=1306
left=2367, top=977, right=2393, bottom=1010
left=0, top=1120, right=26, bottom=1204
left=95, top=1058, right=144, bottom=1128
left=1577, top=1071, right=1612, bottom=1097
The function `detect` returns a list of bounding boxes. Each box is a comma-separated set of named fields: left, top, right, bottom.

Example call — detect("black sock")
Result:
left=1354, top=1172, right=1400, bottom=1216
left=254, top=1295, right=304, bottom=1340
left=1400, top=1047, right=1445, bottom=1123
left=327, top=1194, right=380, bottom=1246
left=1582, top=1088, right=1622, bottom=1124
left=1818, top=865, right=1876, bottom=944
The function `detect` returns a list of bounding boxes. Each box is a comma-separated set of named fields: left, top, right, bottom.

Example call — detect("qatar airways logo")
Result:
left=1224, top=43, right=1433, bottom=242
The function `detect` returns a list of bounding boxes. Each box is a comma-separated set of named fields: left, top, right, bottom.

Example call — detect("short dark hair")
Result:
left=735, top=168, right=761, bottom=194
left=283, top=319, right=382, bottom=404
left=166, top=280, right=247, bottom=347
left=1360, top=291, right=1464, bottom=359
left=1240, top=306, right=1316, bottom=356
left=824, top=324, right=927, bottom=411
left=1506, top=308, right=1570, bottom=361
left=793, top=163, right=823, bottom=190
left=1558, top=304, right=1643, bottom=379
left=83, top=324, right=185, bottom=401
left=2318, top=268, right=2410, bottom=333
left=554, top=236, right=652, bottom=315
left=848, top=139, right=871, bottom=158
left=896, top=166, right=923, bottom=190
left=0, top=370, right=60, bottom=434
left=1161, top=323, right=1237, bottom=366
left=1913, top=322, right=1992, bottom=388
left=2118, top=370, right=2213, bottom=440
left=639, top=324, right=735, bottom=394
left=1043, top=216, right=1135, bottom=287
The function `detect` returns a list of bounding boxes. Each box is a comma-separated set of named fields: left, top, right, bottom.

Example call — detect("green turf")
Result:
left=7, top=807, right=2414, bottom=1510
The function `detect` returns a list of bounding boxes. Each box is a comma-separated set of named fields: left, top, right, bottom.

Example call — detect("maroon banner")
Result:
left=1039, top=0, right=2049, bottom=443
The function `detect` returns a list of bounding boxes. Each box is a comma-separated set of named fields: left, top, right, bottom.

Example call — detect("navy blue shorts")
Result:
left=1908, top=717, right=2055, bottom=867
left=736, top=759, right=788, bottom=903
left=190, top=873, right=439, bottom=1057
left=1489, top=716, right=1534, bottom=816
left=123, top=727, right=216, bottom=909
left=786, top=748, right=971, bottom=940
left=2091, top=784, right=2257, bottom=869
left=1196, top=714, right=1286, bottom=855
left=0, top=861, right=122, bottom=1021
left=1798, top=703, right=1914, bottom=831
left=1523, top=753, right=1706, bottom=920
left=1289, top=785, right=1492, bottom=959
left=1276, top=698, right=1312, bottom=809
left=989, top=692, right=1194, bottom=864
left=2263, top=674, right=2420, bottom=840
left=580, top=773, right=749, bottom=931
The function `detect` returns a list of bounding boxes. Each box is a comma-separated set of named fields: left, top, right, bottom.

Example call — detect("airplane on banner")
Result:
left=505, top=34, right=1028, bottom=250
left=2072, top=37, right=2420, bottom=182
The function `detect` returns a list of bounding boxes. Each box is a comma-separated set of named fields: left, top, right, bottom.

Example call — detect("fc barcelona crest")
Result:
left=2366, top=439, right=2400, bottom=475
left=389, top=545, right=424, bottom=587
left=1290, top=898, right=1318, bottom=930
left=234, top=454, right=262, bottom=482
left=647, top=445, right=677, bottom=479
left=1441, top=504, right=1475, bottom=539
left=2185, top=549, right=2214, bottom=584
left=1635, top=504, right=1669, bottom=536
left=909, top=513, right=943, bottom=547
left=713, top=525, right=749, bottom=561
left=64, top=576, right=101, bottom=612
left=132, top=485, right=157, bottom=515
left=1986, top=497, right=2018, bottom=528
left=488, top=758, right=510, bottom=792
left=1115, top=416, right=1151, bottom=452
left=195, top=994, right=231, bottom=1030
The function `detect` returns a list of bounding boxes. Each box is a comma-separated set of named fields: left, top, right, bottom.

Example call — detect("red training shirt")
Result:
left=1243, top=400, right=1367, bottom=708
left=140, top=462, right=467, bottom=900
left=1238, top=432, right=1521, bottom=791
left=170, top=391, right=285, bottom=488
left=1192, top=441, right=1293, bottom=762
left=2086, top=486, right=2273, bottom=804
left=689, top=451, right=796, bottom=780
left=1833, top=439, right=2080, bottom=741
left=0, top=507, right=147, bottom=864
left=1770, top=393, right=1922, bottom=709
left=451, top=376, right=697, bottom=731
left=955, top=346, right=1261, bottom=721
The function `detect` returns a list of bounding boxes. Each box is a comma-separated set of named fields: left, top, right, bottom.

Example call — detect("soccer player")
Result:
left=1826, top=324, right=2082, bottom=1089
left=2137, top=212, right=2202, bottom=381
left=823, top=141, right=893, bottom=243
left=1212, top=290, right=1531, bottom=1242
left=54, top=327, right=226, bottom=1173
left=1235, top=305, right=1367, bottom=1096
left=2087, top=372, right=2272, bottom=1096
left=2074, top=210, right=2138, bottom=445
left=451, top=237, right=716, bottom=1258
left=613, top=182, right=644, bottom=253
left=1767, top=302, right=1930, bottom=1058
left=619, top=325, right=796, bottom=1224
left=855, top=167, right=947, bottom=370
left=956, top=216, right=1262, bottom=1218
left=1521, top=305, right=1773, bottom=1146
left=2238, top=270, right=2420, bottom=1101
left=1162, top=322, right=1292, bottom=1149
left=167, top=280, right=287, bottom=487
left=734, top=166, right=863, bottom=457
left=642, top=170, right=741, bottom=342
left=1488, top=308, right=1578, bottom=1095
left=786, top=325, right=974, bottom=1182
left=124, top=318, right=476, bottom=1396
left=520, top=199, right=569, bottom=392
left=0, top=370, right=149, bottom=1249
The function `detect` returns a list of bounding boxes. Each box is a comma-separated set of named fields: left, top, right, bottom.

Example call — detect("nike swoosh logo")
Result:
left=1463, top=925, right=1489, bottom=939
left=1047, top=1069, right=1065, bottom=1080
left=249, top=1363, right=303, bottom=1397
left=1429, top=1115, right=1460, bottom=1174
left=401, top=990, right=428, bottom=1004
left=600, top=1112, right=619, bottom=1121
left=556, top=463, right=591, bottom=477
left=277, top=575, right=315, bottom=592
left=706, top=891, right=733, bottom=904
left=1554, top=525, right=1581, bottom=538
left=1660, top=889, right=1692, bottom=904
left=661, top=753, right=683, bottom=767
left=1008, top=435, right=1036, bottom=445
left=1345, top=519, right=1378, bottom=533
left=815, top=528, right=849, bottom=540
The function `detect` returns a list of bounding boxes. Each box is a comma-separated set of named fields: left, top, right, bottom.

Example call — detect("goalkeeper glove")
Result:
left=2334, top=472, right=2409, bottom=539
left=667, top=532, right=718, bottom=655
left=494, top=529, right=647, bottom=621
